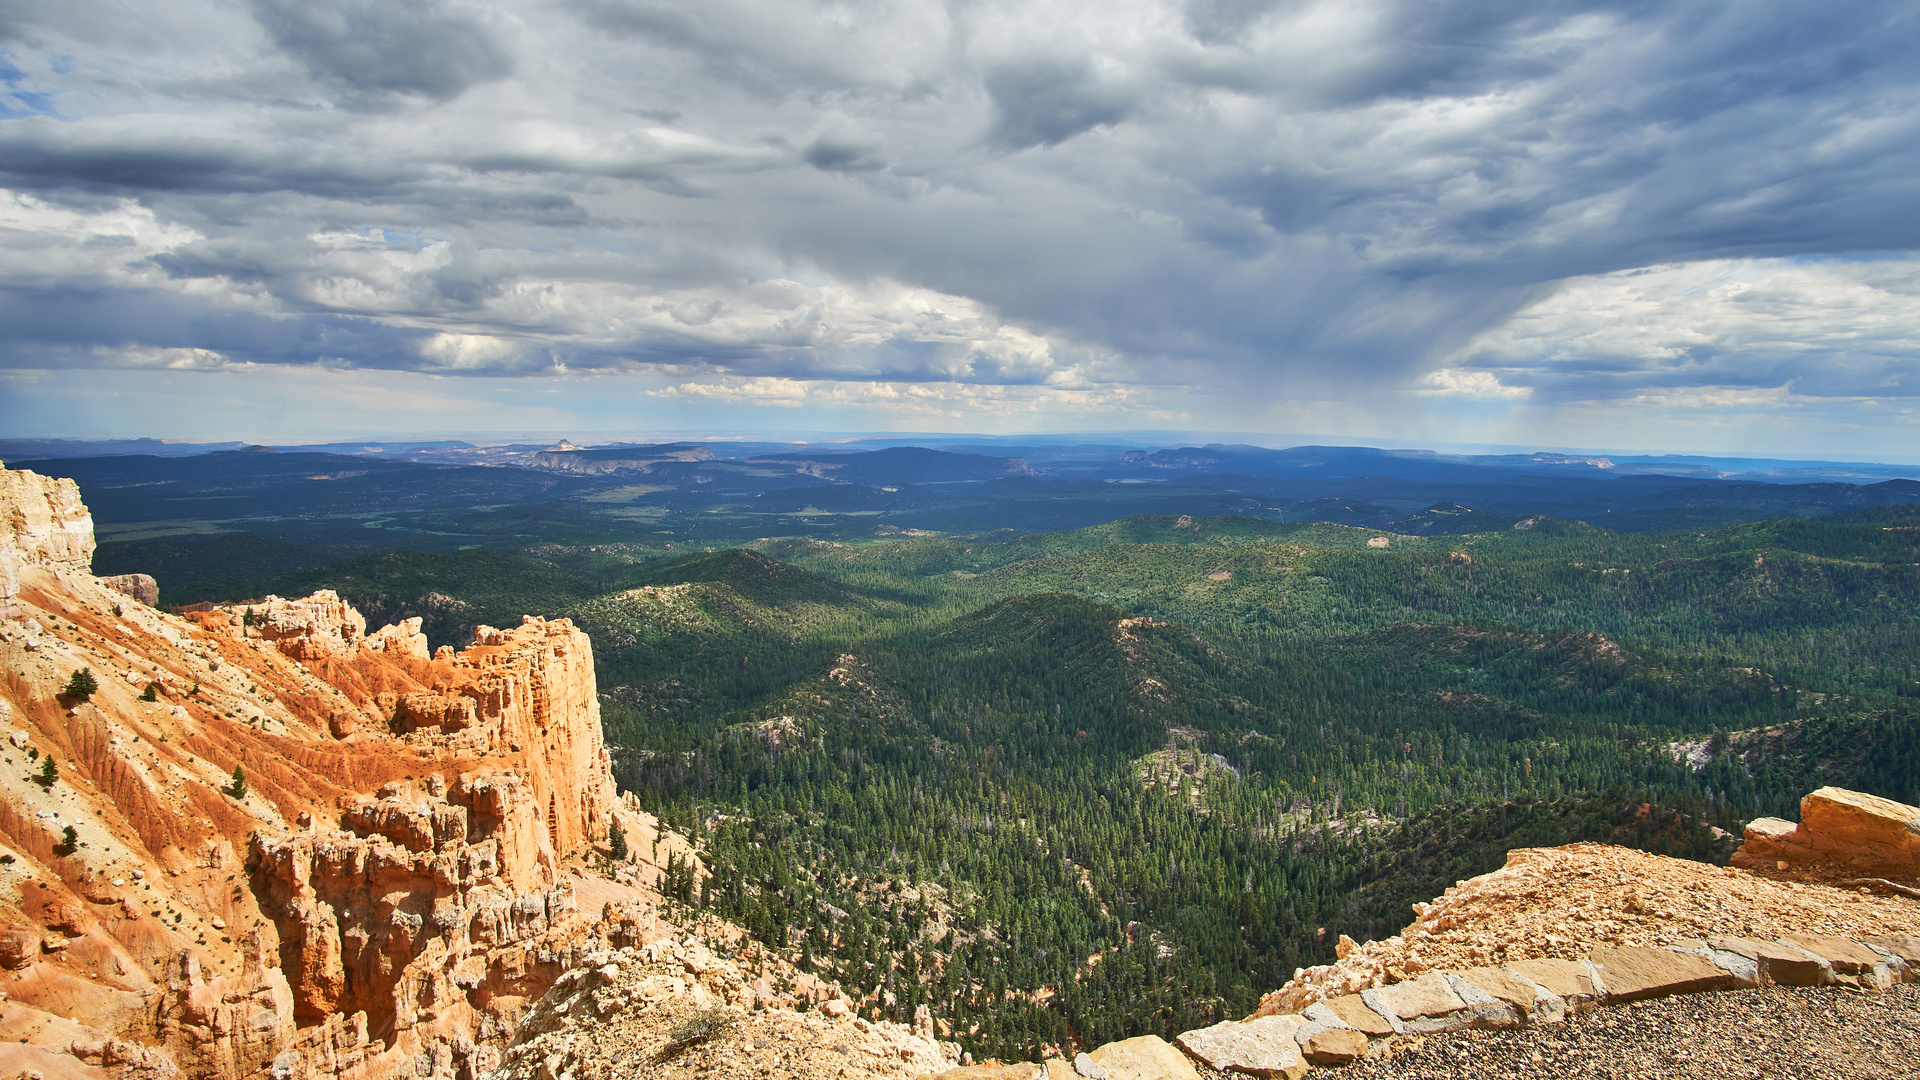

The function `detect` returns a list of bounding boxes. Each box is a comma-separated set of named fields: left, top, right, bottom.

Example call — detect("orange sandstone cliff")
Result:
left=0, top=461, right=702, bottom=1080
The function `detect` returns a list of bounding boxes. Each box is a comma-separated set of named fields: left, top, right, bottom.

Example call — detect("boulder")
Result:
left=1085, top=1035, right=1200, bottom=1080
left=1174, top=1015, right=1306, bottom=1078
left=1705, top=935, right=1829, bottom=987
left=1072, top=1052, right=1108, bottom=1079
left=1779, top=934, right=1890, bottom=979
left=1306, top=994, right=1393, bottom=1038
left=1732, top=788, right=1920, bottom=878
left=1588, top=946, right=1733, bottom=1002
left=1451, top=965, right=1563, bottom=1023
left=1363, top=972, right=1468, bottom=1032
left=1863, top=933, right=1920, bottom=964
left=1294, top=1022, right=1368, bottom=1065
left=1503, top=958, right=1601, bottom=1012
left=1796, top=788, right=1920, bottom=876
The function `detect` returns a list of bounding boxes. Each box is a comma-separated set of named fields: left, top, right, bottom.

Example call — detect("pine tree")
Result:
left=35, top=756, right=56, bottom=791
left=226, top=765, right=248, bottom=800
left=63, top=668, right=98, bottom=702
left=54, top=825, right=78, bottom=857
left=610, top=820, right=629, bottom=861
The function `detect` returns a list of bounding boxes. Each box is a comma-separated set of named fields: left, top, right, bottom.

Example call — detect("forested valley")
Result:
left=154, top=506, right=1920, bottom=1060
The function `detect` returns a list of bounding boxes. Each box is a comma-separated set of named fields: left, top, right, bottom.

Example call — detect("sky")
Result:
left=1, top=0, right=1919, bottom=456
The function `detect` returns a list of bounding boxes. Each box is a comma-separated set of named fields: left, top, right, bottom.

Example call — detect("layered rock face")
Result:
left=0, top=462, right=94, bottom=613
left=0, top=464, right=694, bottom=1080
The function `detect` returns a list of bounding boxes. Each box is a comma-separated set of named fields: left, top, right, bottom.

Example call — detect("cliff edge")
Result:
left=0, top=462, right=706, bottom=1080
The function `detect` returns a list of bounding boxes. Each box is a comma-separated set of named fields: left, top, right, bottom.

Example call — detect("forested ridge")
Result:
left=574, top=512, right=1920, bottom=1058
left=194, top=509, right=1920, bottom=1060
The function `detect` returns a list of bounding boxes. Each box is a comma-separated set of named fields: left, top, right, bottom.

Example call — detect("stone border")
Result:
left=936, top=932, right=1920, bottom=1080
left=1168, top=932, right=1919, bottom=1079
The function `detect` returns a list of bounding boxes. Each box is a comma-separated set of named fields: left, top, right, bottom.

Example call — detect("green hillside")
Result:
left=569, top=550, right=915, bottom=744
left=180, top=509, right=1920, bottom=1060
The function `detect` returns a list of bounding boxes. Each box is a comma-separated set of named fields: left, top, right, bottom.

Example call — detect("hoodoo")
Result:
left=0, top=462, right=705, bottom=1080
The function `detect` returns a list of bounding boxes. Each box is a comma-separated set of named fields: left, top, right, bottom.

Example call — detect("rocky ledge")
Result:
left=934, top=787, right=1920, bottom=1080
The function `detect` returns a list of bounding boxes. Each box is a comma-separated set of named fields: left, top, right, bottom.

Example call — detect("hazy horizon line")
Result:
left=6, top=429, right=1920, bottom=469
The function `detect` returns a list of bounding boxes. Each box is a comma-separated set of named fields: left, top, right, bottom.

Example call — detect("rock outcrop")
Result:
left=0, top=463, right=698, bottom=1080
left=0, top=461, right=94, bottom=614
left=1732, top=786, right=1920, bottom=880
left=99, top=575, right=159, bottom=608
left=188, top=591, right=367, bottom=659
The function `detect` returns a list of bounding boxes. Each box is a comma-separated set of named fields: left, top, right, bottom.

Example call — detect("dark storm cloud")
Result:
left=1181, top=0, right=1284, bottom=47
left=248, top=0, right=513, bottom=102
left=0, top=285, right=435, bottom=368
left=0, top=121, right=412, bottom=195
left=802, top=133, right=885, bottom=173
left=0, top=0, right=1917, bottom=420
left=985, top=58, right=1136, bottom=150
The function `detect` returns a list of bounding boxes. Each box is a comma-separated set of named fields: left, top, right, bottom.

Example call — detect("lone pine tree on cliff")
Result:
left=63, top=667, right=97, bottom=702
left=226, top=764, right=248, bottom=800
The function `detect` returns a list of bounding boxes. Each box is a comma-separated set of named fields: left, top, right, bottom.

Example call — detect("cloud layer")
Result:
left=1, top=0, right=1918, bottom=445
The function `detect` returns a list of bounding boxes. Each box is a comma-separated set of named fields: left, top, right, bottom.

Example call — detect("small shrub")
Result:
left=656, top=1007, right=738, bottom=1061
left=54, top=825, right=78, bottom=857
left=140, top=683, right=160, bottom=702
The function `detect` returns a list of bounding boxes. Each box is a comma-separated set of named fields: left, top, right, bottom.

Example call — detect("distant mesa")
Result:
left=528, top=441, right=716, bottom=474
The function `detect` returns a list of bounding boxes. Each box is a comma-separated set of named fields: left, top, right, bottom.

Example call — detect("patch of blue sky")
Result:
left=375, top=227, right=443, bottom=251
left=0, top=53, right=59, bottom=118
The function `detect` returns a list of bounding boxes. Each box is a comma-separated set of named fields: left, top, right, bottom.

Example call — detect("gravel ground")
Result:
left=1305, top=983, right=1920, bottom=1080
left=1262, top=844, right=1920, bottom=1015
